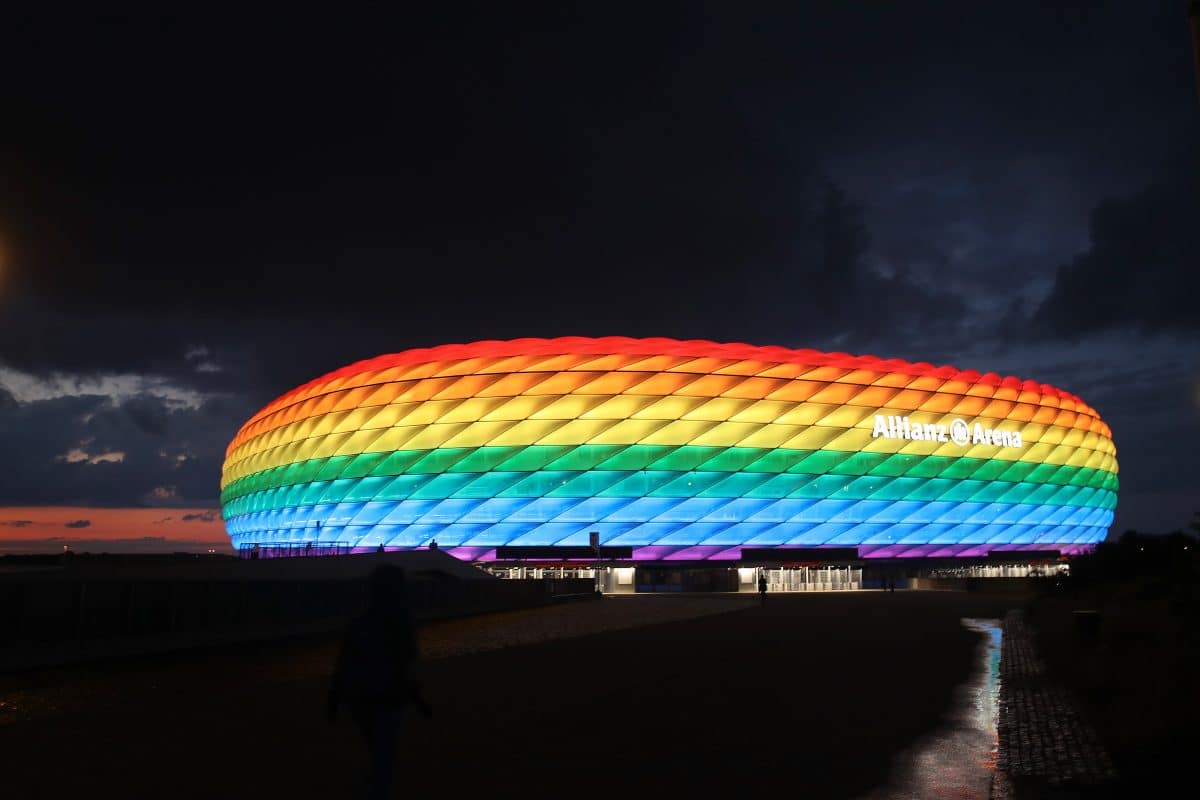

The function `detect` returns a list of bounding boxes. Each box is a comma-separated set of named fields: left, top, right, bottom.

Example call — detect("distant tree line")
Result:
left=1068, top=512, right=1200, bottom=588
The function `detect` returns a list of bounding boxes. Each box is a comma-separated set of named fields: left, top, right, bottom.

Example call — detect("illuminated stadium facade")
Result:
left=220, top=337, right=1117, bottom=563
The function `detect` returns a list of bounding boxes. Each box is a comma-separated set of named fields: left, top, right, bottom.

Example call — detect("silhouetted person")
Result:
left=328, top=565, right=430, bottom=799
left=758, top=571, right=768, bottom=606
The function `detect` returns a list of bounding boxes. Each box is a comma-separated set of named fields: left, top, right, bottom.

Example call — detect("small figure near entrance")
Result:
left=758, top=570, right=768, bottom=606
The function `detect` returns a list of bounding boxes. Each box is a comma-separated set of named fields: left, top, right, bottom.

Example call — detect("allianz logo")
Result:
left=870, top=414, right=1024, bottom=449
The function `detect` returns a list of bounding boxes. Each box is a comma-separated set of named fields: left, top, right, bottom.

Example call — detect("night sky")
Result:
left=1, top=3, right=1197, bottom=553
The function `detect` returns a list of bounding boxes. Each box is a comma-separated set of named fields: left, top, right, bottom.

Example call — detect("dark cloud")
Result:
left=181, top=510, right=219, bottom=523
left=0, top=392, right=252, bottom=507
left=1033, top=160, right=1200, bottom=338
left=4, top=4, right=1189, bottom=339
left=0, top=3, right=1196, bottom=538
left=0, top=520, right=35, bottom=528
left=1, top=5, right=1191, bottom=374
left=122, top=395, right=171, bottom=436
left=63, top=519, right=91, bottom=529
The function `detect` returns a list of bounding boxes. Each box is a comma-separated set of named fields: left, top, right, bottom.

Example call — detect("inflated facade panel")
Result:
left=220, top=337, right=1117, bottom=559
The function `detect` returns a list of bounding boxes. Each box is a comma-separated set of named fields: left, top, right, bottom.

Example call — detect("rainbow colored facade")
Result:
left=220, top=337, right=1117, bottom=559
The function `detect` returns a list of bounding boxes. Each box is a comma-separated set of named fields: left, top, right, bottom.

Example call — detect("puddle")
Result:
left=860, top=617, right=1002, bottom=800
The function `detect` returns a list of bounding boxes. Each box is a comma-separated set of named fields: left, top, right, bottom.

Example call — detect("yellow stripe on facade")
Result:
left=223, top=398, right=1117, bottom=477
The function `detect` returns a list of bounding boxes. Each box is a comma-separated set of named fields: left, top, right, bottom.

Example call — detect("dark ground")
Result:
left=0, top=592, right=1018, bottom=798
left=1020, top=533, right=1200, bottom=796
left=1029, top=583, right=1200, bottom=795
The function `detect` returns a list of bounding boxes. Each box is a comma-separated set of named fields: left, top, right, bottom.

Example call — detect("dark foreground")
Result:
left=0, top=592, right=1017, bottom=798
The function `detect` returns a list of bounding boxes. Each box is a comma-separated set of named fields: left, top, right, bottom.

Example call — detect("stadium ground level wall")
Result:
left=480, top=555, right=1069, bottom=594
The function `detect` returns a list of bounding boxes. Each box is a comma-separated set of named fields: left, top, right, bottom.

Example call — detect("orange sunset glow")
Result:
left=0, top=507, right=229, bottom=554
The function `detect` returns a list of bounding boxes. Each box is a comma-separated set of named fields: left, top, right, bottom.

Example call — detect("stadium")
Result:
left=220, top=337, right=1117, bottom=590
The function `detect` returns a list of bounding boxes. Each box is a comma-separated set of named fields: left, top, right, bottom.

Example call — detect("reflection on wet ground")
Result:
left=862, top=617, right=1002, bottom=800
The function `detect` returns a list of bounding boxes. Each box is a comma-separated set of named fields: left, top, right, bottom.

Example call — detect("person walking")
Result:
left=758, top=570, right=768, bottom=606
left=327, top=565, right=431, bottom=799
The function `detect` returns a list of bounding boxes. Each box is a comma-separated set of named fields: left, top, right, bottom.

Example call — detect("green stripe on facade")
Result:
left=222, top=443, right=1118, bottom=505
left=221, top=462, right=1119, bottom=520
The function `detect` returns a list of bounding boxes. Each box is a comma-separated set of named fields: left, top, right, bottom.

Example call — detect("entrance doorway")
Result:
left=743, top=565, right=862, bottom=592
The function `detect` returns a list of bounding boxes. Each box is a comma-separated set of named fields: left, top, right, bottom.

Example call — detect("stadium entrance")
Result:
left=481, top=546, right=866, bottom=593
left=745, top=565, right=863, bottom=592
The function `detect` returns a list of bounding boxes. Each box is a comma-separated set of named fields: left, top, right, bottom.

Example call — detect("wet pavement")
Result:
left=861, top=618, right=1003, bottom=800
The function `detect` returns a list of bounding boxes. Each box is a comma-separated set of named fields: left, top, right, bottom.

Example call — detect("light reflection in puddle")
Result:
left=860, top=617, right=1002, bottom=800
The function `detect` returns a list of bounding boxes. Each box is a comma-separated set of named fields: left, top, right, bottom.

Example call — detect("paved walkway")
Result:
left=997, top=610, right=1117, bottom=795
